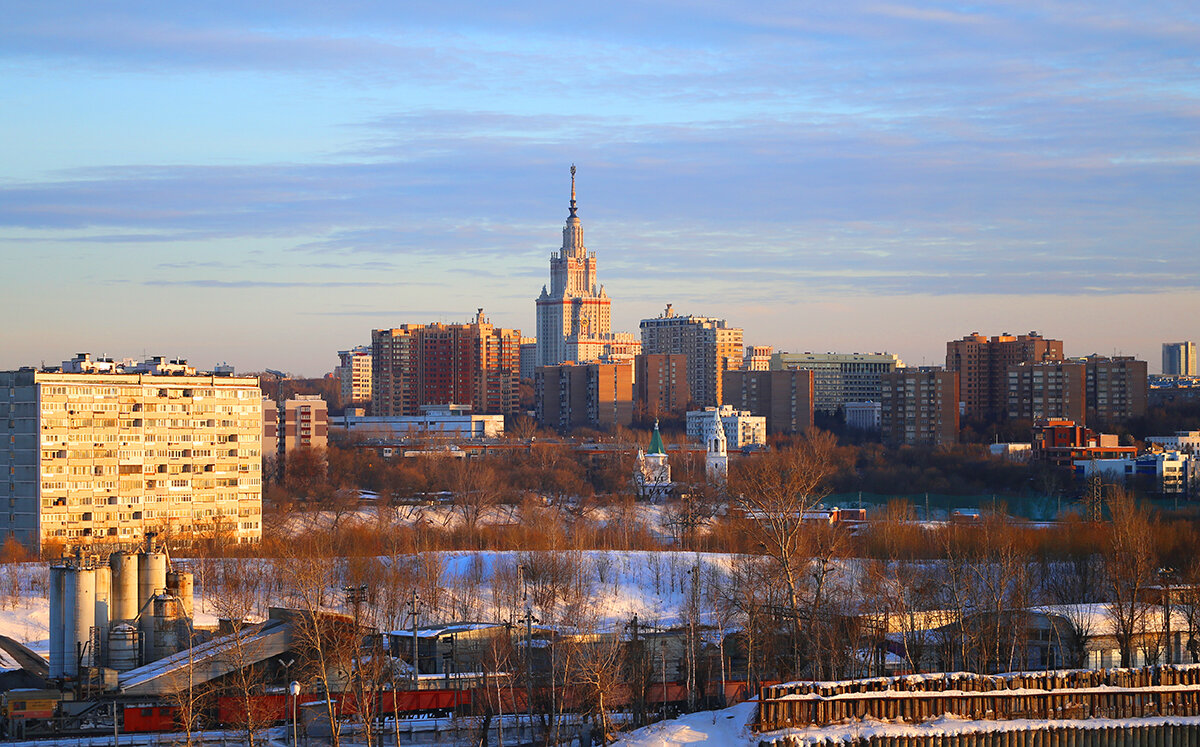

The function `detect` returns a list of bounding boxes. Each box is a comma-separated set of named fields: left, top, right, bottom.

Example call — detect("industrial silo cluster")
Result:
left=48, top=535, right=194, bottom=679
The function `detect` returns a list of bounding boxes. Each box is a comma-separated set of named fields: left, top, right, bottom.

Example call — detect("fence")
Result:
left=763, top=665, right=1200, bottom=701
left=757, top=666, right=1200, bottom=731
left=758, top=722, right=1200, bottom=747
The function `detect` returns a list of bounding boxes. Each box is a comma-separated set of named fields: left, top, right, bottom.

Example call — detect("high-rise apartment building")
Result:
left=1163, top=342, right=1197, bottom=376
left=634, top=354, right=690, bottom=420
left=262, top=397, right=279, bottom=457
left=519, top=337, right=538, bottom=381
left=640, top=305, right=744, bottom=407
left=0, top=365, right=263, bottom=552
left=946, top=332, right=1064, bottom=419
left=281, top=395, right=329, bottom=453
left=335, top=346, right=372, bottom=409
left=1084, top=355, right=1148, bottom=425
left=535, top=362, right=634, bottom=431
left=371, top=309, right=521, bottom=417
left=880, top=367, right=959, bottom=447
left=722, top=369, right=815, bottom=435
left=1006, top=361, right=1087, bottom=424
left=535, top=167, right=640, bottom=367
left=770, top=352, right=904, bottom=414
left=1006, top=356, right=1147, bottom=427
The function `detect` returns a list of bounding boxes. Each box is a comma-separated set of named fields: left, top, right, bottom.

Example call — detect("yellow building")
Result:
left=0, top=367, right=263, bottom=552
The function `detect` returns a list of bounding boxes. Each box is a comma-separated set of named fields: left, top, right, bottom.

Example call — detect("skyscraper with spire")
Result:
left=535, top=166, right=639, bottom=367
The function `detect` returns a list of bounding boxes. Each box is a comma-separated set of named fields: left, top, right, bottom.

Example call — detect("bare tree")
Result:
left=208, top=561, right=272, bottom=747
left=452, top=458, right=503, bottom=533
left=277, top=543, right=348, bottom=747
left=1102, top=490, right=1156, bottom=668
left=570, top=630, right=626, bottom=743
left=730, top=430, right=837, bottom=677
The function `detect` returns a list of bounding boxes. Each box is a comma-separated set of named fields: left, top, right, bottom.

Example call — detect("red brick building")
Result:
left=946, top=332, right=1064, bottom=419
left=635, top=353, right=690, bottom=420
left=372, top=310, right=521, bottom=417
left=721, top=369, right=815, bottom=435
left=1031, top=419, right=1137, bottom=468
left=880, top=367, right=959, bottom=447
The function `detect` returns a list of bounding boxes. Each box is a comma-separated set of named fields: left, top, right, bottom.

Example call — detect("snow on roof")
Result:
left=119, top=619, right=292, bottom=696
left=387, top=621, right=506, bottom=638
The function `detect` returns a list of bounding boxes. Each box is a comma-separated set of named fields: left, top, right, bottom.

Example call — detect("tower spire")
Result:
left=569, top=164, right=578, bottom=218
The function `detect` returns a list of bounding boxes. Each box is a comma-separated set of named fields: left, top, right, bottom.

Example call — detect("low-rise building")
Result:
left=685, top=405, right=765, bottom=449
left=1074, top=451, right=1192, bottom=495
left=843, top=401, right=881, bottom=431
left=1030, top=419, right=1136, bottom=468
left=337, top=404, right=504, bottom=439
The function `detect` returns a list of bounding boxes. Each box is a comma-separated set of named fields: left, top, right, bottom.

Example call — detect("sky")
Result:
left=1, top=1, right=1198, bottom=376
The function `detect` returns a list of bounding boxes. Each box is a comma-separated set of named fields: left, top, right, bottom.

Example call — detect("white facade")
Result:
left=685, top=405, right=766, bottom=449
left=843, top=401, right=882, bottom=431
left=1147, top=430, right=1200, bottom=455
left=0, top=369, right=264, bottom=551
left=702, top=407, right=728, bottom=483
left=336, top=346, right=373, bottom=406
left=633, top=425, right=672, bottom=501
left=1074, top=451, right=1192, bottom=495
left=338, top=405, right=504, bottom=439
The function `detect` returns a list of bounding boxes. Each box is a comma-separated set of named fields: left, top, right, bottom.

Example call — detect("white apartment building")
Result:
left=685, top=405, right=766, bottom=450
left=336, top=346, right=373, bottom=407
left=1, top=367, right=263, bottom=552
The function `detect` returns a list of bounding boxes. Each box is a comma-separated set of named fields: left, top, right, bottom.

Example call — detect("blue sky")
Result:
left=2, top=1, right=1197, bottom=375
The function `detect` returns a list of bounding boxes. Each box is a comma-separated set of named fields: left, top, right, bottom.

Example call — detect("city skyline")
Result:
left=2, top=2, right=1197, bottom=375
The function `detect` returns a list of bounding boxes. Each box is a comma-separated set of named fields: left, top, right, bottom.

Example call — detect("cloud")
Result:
left=147, top=279, right=397, bottom=289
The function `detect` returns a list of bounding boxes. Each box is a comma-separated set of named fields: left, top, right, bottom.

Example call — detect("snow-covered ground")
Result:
left=611, top=700, right=759, bottom=746
left=0, top=550, right=742, bottom=657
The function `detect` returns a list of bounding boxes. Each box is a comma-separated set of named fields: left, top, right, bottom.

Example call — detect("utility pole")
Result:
left=687, top=564, right=698, bottom=713
left=521, top=564, right=535, bottom=746
left=409, top=590, right=420, bottom=687
left=343, top=584, right=369, bottom=747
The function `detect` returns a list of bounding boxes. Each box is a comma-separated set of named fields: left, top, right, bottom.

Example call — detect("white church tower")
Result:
left=703, top=407, right=728, bottom=483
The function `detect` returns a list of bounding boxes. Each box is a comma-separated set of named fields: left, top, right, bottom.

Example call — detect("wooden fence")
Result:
left=758, top=722, right=1200, bottom=747
left=763, top=665, right=1200, bottom=701
left=758, top=685, right=1200, bottom=731
left=757, top=666, right=1200, bottom=732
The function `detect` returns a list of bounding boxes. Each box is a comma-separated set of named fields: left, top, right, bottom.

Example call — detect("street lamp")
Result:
left=289, top=680, right=301, bottom=747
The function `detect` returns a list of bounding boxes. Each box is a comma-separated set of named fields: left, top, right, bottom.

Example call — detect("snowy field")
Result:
left=0, top=550, right=742, bottom=656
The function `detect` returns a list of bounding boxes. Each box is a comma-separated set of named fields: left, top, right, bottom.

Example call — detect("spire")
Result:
left=648, top=419, right=666, bottom=455
left=569, top=163, right=578, bottom=219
